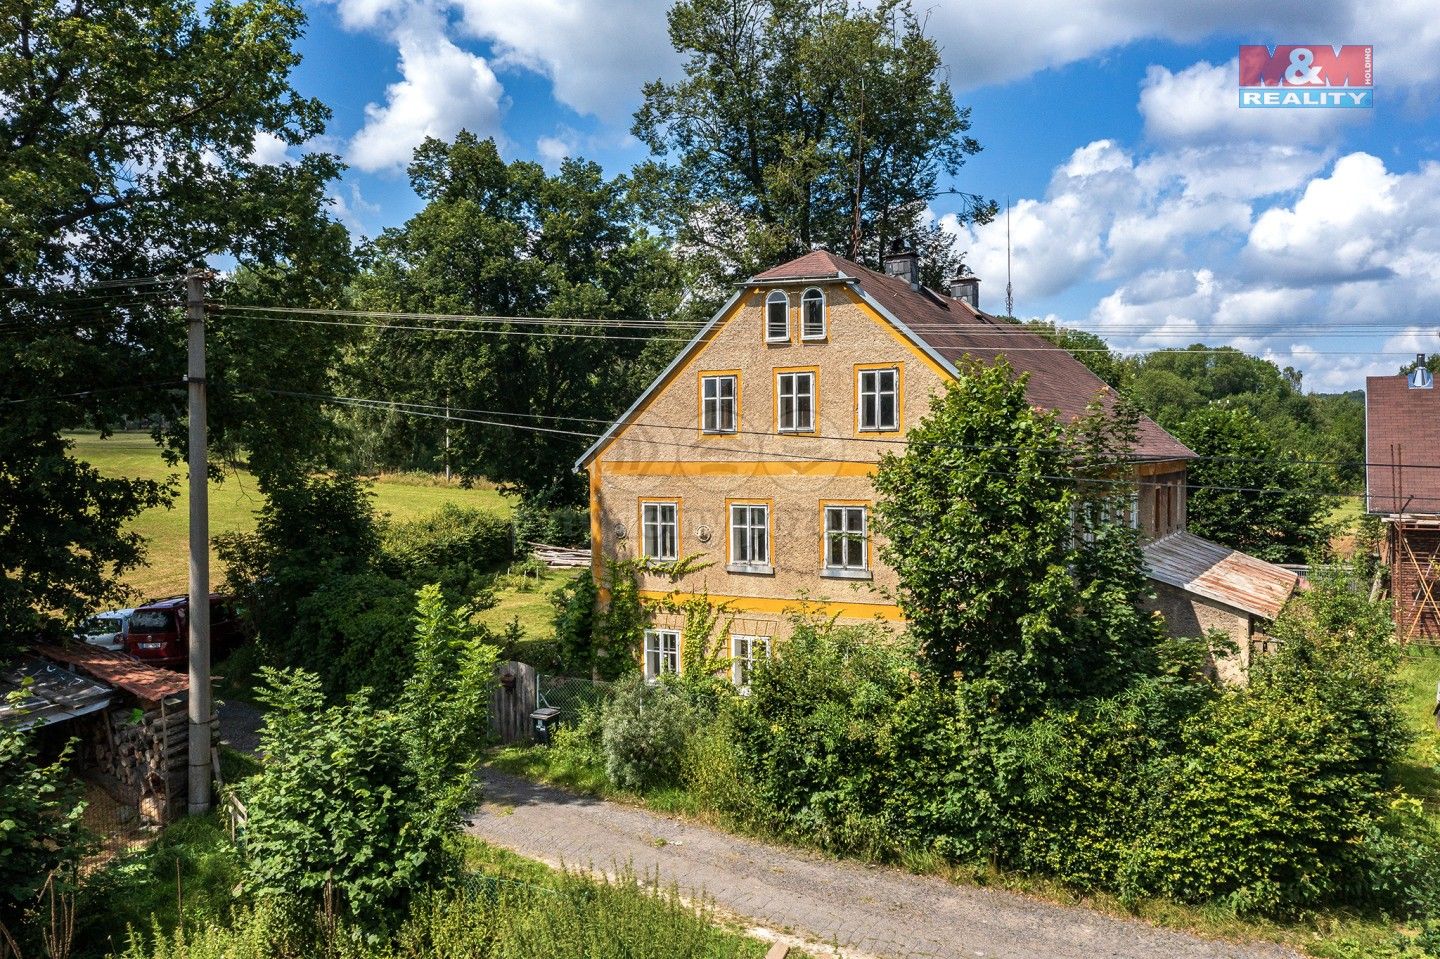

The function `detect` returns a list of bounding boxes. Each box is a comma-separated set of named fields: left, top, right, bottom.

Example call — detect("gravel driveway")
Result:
left=467, top=770, right=1299, bottom=959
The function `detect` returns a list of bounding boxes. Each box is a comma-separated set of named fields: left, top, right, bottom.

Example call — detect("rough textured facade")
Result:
left=1144, top=581, right=1252, bottom=683
left=579, top=251, right=1232, bottom=671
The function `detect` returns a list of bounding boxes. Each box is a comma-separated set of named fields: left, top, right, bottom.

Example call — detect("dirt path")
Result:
left=466, top=770, right=1299, bottom=959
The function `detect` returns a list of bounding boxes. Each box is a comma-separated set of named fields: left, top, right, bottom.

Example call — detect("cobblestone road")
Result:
left=466, top=770, right=1299, bottom=959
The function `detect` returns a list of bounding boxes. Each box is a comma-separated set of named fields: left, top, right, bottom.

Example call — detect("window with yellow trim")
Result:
left=824, top=505, right=868, bottom=572
left=641, top=501, right=678, bottom=560
left=777, top=371, right=814, bottom=432
left=858, top=367, right=898, bottom=431
left=701, top=374, right=737, bottom=433
left=800, top=287, right=826, bottom=339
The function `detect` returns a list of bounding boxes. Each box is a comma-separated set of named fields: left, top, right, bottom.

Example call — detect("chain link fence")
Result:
left=536, top=673, right=612, bottom=720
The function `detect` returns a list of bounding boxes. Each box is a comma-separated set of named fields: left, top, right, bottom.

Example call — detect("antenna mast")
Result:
left=1005, top=197, right=1014, bottom=317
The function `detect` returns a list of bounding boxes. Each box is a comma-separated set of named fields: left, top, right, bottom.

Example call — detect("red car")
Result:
left=125, top=594, right=244, bottom=667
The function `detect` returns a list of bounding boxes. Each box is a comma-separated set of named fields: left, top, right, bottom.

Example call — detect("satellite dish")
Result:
left=1410, top=366, right=1434, bottom=390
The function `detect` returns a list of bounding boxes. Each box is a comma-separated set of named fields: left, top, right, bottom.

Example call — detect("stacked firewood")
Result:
left=84, top=698, right=216, bottom=827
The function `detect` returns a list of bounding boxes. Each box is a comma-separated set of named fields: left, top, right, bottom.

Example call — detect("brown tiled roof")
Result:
left=1366, top=373, right=1440, bottom=514
left=755, top=251, right=1193, bottom=461
left=1142, top=531, right=1299, bottom=620
left=33, top=642, right=188, bottom=705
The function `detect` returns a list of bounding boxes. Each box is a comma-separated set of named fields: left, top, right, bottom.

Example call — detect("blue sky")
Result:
left=266, top=0, right=1440, bottom=393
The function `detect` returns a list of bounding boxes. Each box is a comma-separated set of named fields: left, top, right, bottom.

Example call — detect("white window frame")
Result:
left=729, top=503, right=770, bottom=569
left=731, top=634, right=771, bottom=687
left=824, top=505, right=868, bottom=572
left=701, top=374, right=737, bottom=434
left=644, top=628, right=679, bottom=680
left=641, top=501, right=678, bottom=561
left=800, top=287, right=826, bottom=340
left=858, top=367, right=899, bottom=432
left=765, top=290, right=790, bottom=342
left=776, top=371, right=815, bottom=433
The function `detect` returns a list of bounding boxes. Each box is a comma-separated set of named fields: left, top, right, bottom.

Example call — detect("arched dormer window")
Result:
left=765, top=290, right=790, bottom=342
left=801, top=287, right=826, bottom=340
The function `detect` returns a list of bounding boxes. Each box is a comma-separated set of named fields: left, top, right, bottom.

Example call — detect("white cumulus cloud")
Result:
left=348, top=27, right=507, bottom=172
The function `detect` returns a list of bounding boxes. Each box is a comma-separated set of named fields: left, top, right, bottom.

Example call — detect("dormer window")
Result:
left=801, top=287, right=826, bottom=339
left=765, top=291, right=790, bottom=342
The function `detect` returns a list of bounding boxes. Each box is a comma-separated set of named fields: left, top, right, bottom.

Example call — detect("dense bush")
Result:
left=728, top=618, right=915, bottom=855
left=0, top=692, right=86, bottom=931
left=241, top=586, right=496, bottom=932
left=513, top=499, right=590, bottom=550
left=382, top=504, right=513, bottom=596
left=600, top=675, right=692, bottom=792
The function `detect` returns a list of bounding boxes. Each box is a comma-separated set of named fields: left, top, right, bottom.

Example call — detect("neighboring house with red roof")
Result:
left=576, top=248, right=1297, bottom=680
left=1366, top=363, right=1440, bottom=644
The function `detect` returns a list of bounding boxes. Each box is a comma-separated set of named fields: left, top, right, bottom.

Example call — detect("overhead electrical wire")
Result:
left=250, top=386, right=1440, bottom=504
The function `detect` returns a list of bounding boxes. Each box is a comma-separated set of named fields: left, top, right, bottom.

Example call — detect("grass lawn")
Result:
left=1397, top=651, right=1440, bottom=804
left=68, top=431, right=511, bottom=601
left=473, top=567, right=581, bottom=637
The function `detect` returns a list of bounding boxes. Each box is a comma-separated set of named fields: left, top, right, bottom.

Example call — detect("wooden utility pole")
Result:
left=186, top=270, right=212, bottom=815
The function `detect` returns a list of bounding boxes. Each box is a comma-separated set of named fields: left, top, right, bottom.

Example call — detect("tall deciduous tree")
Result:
left=631, top=0, right=989, bottom=292
left=872, top=359, right=1163, bottom=709
left=0, top=0, right=352, bottom=641
left=1176, top=405, right=1331, bottom=564
left=348, top=134, right=684, bottom=502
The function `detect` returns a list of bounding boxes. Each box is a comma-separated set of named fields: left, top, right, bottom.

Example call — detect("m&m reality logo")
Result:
left=1238, top=45, right=1373, bottom=108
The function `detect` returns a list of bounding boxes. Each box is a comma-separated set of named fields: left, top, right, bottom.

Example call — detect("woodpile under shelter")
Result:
left=1, top=643, right=212, bottom=828
left=1367, top=361, right=1440, bottom=645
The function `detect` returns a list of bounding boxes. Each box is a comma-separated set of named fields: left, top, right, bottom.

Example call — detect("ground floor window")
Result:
left=730, top=634, right=771, bottom=686
left=644, top=628, right=680, bottom=679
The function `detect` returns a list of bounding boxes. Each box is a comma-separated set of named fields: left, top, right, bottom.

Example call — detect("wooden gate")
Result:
left=488, top=661, right=537, bottom=743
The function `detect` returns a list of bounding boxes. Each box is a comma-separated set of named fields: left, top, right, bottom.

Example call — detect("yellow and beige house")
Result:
left=575, top=249, right=1299, bottom=682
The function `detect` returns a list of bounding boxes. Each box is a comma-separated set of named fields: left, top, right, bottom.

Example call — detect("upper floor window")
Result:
left=701, top=374, right=737, bottom=433
left=644, top=628, right=679, bottom=679
left=824, top=505, right=868, bottom=572
left=729, top=503, right=770, bottom=569
left=731, top=634, right=771, bottom=687
left=641, top=501, right=678, bottom=561
left=801, top=287, right=826, bottom=339
left=858, top=367, right=898, bottom=432
left=777, top=370, right=815, bottom=433
left=765, top=291, right=790, bottom=342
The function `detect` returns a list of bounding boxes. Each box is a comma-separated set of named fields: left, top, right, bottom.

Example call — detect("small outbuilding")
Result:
left=1, top=643, right=211, bottom=828
left=1142, top=531, right=1302, bottom=682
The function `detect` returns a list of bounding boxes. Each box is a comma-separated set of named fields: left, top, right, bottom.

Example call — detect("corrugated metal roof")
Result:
left=33, top=642, right=188, bottom=704
left=0, top=658, right=115, bottom=729
left=1142, top=530, right=1299, bottom=620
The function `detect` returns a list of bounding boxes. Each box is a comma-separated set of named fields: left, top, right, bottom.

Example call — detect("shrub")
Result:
left=551, top=571, right=598, bottom=676
left=600, top=675, right=691, bottom=792
left=1129, top=683, right=1385, bottom=913
left=513, top=499, right=590, bottom=550
left=286, top=570, right=418, bottom=700
left=382, top=504, right=513, bottom=596
left=0, top=691, right=86, bottom=930
left=1356, top=804, right=1440, bottom=922
left=729, top=618, right=914, bottom=856
left=241, top=586, right=497, bottom=932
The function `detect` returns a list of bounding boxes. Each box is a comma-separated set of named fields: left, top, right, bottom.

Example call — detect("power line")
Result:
left=1, top=380, right=180, bottom=406
left=253, top=386, right=1434, bottom=503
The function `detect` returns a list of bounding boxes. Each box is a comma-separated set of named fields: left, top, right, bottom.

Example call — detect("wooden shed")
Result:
left=1142, top=531, right=1301, bottom=682
left=17, top=643, right=213, bottom=827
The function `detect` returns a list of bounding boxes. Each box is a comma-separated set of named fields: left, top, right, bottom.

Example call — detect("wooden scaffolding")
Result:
left=1387, top=518, right=1440, bottom=646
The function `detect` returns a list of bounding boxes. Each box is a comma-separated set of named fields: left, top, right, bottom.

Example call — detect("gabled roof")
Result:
left=1142, top=531, right=1299, bottom=620
left=576, top=250, right=1192, bottom=468
left=1366, top=373, right=1440, bottom=515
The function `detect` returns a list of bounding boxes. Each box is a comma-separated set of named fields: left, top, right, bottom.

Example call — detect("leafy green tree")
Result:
left=0, top=691, right=87, bottom=930
left=1176, top=405, right=1331, bottom=564
left=872, top=359, right=1163, bottom=708
left=632, top=0, right=989, bottom=288
left=348, top=134, right=683, bottom=501
left=1022, top=320, right=1125, bottom=388
left=241, top=586, right=497, bottom=931
left=0, top=0, right=352, bottom=639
